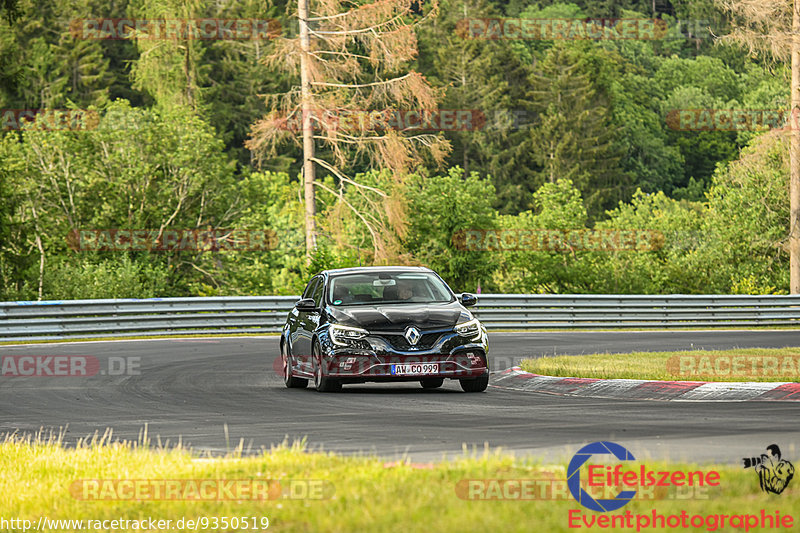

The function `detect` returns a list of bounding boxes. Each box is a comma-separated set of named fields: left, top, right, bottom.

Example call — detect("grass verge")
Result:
left=520, top=347, right=800, bottom=382
left=1, top=434, right=798, bottom=532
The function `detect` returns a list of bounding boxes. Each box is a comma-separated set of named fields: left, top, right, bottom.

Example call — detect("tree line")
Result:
left=0, top=0, right=793, bottom=298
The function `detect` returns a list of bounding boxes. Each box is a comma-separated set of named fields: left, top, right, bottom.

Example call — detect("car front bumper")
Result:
left=316, top=327, right=489, bottom=382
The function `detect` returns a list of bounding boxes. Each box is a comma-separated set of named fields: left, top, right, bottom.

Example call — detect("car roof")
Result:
left=322, top=266, right=433, bottom=276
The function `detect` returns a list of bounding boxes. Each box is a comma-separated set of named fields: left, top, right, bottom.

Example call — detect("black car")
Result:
left=279, top=266, right=489, bottom=392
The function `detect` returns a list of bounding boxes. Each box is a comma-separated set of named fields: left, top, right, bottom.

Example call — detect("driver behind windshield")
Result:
left=396, top=279, right=414, bottom=301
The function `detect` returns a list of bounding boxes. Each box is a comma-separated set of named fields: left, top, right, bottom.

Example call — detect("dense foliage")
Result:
left=0, top=0, right=793, bottom=298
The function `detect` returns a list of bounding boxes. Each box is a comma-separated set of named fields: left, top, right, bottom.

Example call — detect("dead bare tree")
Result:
left=248, top=0, right=450, bottom=260
left=715, top=0, right=800, bottom=293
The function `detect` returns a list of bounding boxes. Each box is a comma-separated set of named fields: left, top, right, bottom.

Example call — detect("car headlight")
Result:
left=329, top=324, right=369, bottom=346
left=455, top=318, right=481, bottom=339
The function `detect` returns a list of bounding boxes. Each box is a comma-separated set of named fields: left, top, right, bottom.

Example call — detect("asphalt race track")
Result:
left=1, top=331, right=799, bottom=463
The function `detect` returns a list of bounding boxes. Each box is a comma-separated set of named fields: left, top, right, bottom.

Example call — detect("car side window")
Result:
left=310, top=277, right=324, bottom=307
left=302, top=277, right=319, bottom=299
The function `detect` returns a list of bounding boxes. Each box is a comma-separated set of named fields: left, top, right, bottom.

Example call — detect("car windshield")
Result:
left=328, top=272, right=454, bottom=306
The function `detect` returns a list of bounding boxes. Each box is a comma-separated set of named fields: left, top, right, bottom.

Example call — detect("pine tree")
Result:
left=416, top=0, right=529, bottom=182
left=522, top=43, right=627, bottom=219
left=129, top=0, right=205, bottom=112
left=714, top=0, right=800, bottom=292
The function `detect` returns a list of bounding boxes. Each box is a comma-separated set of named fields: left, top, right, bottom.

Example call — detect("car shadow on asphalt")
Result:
left=337, top=387, right=463, bottom=394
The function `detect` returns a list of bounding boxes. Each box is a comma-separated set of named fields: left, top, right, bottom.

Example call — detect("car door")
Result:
left=303, top=278, right=325, bottom=371
left=292, top=276, right=321, bottom=372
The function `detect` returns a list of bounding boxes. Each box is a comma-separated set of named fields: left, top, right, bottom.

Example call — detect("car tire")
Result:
left=282, top=342, right=308, bottom=389
left=420, top=378, right=444, bottom=389
left=313, top=340, right=342, bottom=393
left=459, top=375, right=489, bottom=392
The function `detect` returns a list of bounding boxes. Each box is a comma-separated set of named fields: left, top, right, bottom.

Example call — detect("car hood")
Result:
left=328, top=301, right=470, bottom=331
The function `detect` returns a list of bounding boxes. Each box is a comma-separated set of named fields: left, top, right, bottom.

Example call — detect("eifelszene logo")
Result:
left=567, top=441, right=720, bottom=513
left=743, top=444, right=795, bottom=495
left=568, top=441, right=637, bottom=512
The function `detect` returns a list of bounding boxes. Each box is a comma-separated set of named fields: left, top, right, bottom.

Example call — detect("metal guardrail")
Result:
left=1, top=294, right=799, bottom=341
left=473, top=294, right=800, bottom=329
left=0, top=296, right=297, bottom=341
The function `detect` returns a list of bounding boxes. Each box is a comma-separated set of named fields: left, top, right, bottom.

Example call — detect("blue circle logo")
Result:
left=567, top=441, right=637, bottom=512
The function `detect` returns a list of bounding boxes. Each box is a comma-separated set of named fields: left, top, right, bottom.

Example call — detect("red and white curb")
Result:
left=490, top=367, right=800, bottom=401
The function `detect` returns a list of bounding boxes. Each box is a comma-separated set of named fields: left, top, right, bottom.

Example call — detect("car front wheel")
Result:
left=313, top=340, right=342, bottom=393
left=460, top=375, right=489, bottom=392
left=282, top=342, right=308, bottom=389
left=420, top=378, right=444, bottom=389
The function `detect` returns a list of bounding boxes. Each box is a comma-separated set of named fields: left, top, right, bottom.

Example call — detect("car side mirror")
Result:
left=295, top=298, right=317, bottom=311
left=460, top=293, right=478, bottom=307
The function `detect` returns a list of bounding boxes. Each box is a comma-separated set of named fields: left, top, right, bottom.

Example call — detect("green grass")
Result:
left=520, top=347, right=800, bottom=382
left=1, top=433, right=798, bottom=532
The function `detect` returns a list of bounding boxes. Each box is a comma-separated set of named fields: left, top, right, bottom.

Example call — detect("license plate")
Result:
left=391, top=363, right=439, bottom=375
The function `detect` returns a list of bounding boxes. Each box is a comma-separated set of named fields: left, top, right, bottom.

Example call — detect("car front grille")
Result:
left=380, top=332, right=442, bottom=351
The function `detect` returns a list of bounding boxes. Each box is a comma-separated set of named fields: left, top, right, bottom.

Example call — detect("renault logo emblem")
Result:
left=404, top=326, right=421, bottom=346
